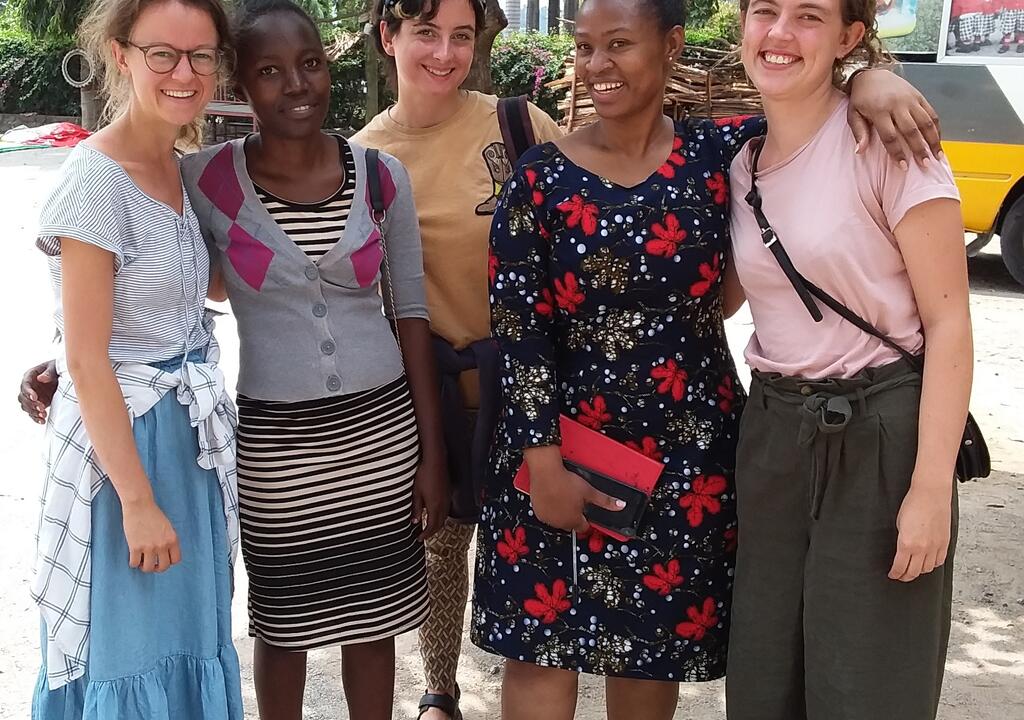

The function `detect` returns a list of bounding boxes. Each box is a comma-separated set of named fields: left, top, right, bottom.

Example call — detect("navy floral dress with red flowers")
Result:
left=471, top=116, right=765, bottom=682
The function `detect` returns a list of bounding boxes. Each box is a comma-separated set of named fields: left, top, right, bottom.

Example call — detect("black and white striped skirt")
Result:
left=236, top=375, right=429, bottom=650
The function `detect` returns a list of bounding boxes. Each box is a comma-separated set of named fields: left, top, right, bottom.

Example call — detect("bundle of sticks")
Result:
left=548, top=45, right=763, bottom=131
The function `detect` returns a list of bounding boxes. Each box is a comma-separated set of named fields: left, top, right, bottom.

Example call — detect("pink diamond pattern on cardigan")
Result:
left=226, top=222, right=273, bottom=291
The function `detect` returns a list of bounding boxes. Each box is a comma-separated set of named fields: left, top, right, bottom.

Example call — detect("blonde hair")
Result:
left=739, top=0, right=893, bottom=86
left=78, top=0, right=234, bottom=148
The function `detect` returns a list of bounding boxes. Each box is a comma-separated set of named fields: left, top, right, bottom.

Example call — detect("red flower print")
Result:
left=626, top=436, right=664, bottom=462
left=578, top=395, right=612, bottom=430
left=497, top=527, right=530, bottom=565
left=642, top=559, right=684, bottom=596
left=524, top=168, right=544, bottom=206
left=556, top=194, right=599, bottom=236
left=714, top=114, right=755, bottom=128
left=656, top=136, right=686, bottom=178
left=689, top=253, right=722, bottom=298
left=679, top=474, right=727, bottom=528
left=706, top=172, right=728, bottom=205
left=650, top=359, right=688, bottom=402
left=675, top=597, right=719, bottom=641
left=580, top=526, right=610, bottom=554
left=535, top=288, right=555, bottom=318
left=524, top=579, right=572, bottom=624
left=645, top=213, right=687, bottom=258
left=717, top=375, right=735, bottom=413
left=554, top=272, right=585, bottom=314
left=724, top=527, right=738, bottom=553
left=488, top=247, right=499, bottom=284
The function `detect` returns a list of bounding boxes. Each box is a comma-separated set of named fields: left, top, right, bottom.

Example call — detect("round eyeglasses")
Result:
left=120, top=40, right=224, bottom=76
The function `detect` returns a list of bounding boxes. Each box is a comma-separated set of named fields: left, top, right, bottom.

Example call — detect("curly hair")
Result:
left=370, top=0, right=486, bottom=88
left=739, top=0, right=892, bottom=86
left=78, top=0, right=233, bottom=148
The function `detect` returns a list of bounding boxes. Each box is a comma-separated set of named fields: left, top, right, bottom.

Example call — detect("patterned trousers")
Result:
left=980, top=12, right=998, bottom=36
left=958, top=12, right=982, bottom=38
left=1002, top=9, right=1024, bottom=35
left=419, top=518, right=476, bottom=691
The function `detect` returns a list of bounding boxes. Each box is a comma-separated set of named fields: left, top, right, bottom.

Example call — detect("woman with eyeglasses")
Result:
left=27, top=0, right=447, bottom=718
left=30, top=1, right=243, bottom=718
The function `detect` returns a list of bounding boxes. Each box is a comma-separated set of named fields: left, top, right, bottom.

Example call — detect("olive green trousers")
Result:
left=726, top=360, right=958, bottom=720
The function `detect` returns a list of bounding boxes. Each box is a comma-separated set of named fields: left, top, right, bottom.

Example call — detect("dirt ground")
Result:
left=0, top=148, right=1021, bottom=719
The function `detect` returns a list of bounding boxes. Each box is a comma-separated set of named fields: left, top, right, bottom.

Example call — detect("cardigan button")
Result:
left=305, top=266, right=319, bottom=281
left=326, top=375, right=341, bottom=392
left=321, top=340, right=336, bottom=355
left=312, top=303, right=327, bottom=318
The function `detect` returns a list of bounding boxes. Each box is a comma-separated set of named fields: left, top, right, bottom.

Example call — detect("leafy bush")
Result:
left=687, top=0, right=723, bottom=27
left=692, top=3, right=741, bottom=46
left=0, top=29, right=78, bottom=115
left=328, top=49, right=368, bottom=133
left=491, top=31, right=574, bottom=118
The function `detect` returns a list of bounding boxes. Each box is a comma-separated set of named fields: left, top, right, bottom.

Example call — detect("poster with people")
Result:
left=876, top=0, right=945, bottom=54
left=938, top=0, right=1024, bottom=61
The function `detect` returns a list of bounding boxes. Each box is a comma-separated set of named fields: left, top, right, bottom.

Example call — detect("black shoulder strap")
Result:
left=365, top=147, right=385, bottom=218
left=743, top=139, right=924, bottom=373
left=497, top=95, right=538, bottom=166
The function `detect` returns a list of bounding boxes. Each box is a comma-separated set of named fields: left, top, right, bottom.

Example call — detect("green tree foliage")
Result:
left=15, top=0, right=85, bottom=39
left=490, top=31, right=574, bottom=117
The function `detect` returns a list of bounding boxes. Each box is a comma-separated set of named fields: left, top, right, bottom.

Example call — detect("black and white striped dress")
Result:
left=237, top=137, right=429, bottom=650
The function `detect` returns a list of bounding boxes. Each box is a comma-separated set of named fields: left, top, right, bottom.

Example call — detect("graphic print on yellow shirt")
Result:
left=476, top=141, right=515, bottom=215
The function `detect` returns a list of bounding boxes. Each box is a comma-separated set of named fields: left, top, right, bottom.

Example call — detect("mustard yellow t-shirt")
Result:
left=353, top=91, right=563, bottom=354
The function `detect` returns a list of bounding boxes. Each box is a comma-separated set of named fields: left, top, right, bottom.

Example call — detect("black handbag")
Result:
left=743, top=139, right=990, bottom=483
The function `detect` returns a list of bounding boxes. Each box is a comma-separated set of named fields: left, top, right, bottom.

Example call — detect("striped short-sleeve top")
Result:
left=252, top=136, right=356, bottom=263
left=36, top=144, right=212, bottom=362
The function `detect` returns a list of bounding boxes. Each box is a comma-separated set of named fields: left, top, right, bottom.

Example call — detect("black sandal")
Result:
left=417, top=683, right=463, bottom=720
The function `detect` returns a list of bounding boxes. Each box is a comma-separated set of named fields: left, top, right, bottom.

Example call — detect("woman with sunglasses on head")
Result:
left=354, top=1, right=564, bottom=717
left=30, top=1, right=242, bottom=718
left=472, top=0, right=950, bottom=718
left=724, top=0, right=971, bottom=717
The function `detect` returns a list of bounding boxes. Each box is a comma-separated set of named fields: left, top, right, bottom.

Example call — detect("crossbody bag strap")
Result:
left=497, top=95, right=538, bottom=167
left=365, top=148, right=404, bottom=360
left=743, top=139, right=924, bottom=374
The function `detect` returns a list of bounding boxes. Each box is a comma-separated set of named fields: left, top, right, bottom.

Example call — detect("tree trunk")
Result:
left=526, top=0, right=540, bottom=31
left=80, top=86, right=102, bottom=131
left=365, top=39, right=381, bottom=122
left=547, top=0, right=560, bottom=34
left=563, top=0, right=577, bottom=31
left=463, top=0, right=508, bottom=93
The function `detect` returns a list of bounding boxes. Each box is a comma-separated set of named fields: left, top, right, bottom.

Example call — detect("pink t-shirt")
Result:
left=729, top=97, right=960, bottom=379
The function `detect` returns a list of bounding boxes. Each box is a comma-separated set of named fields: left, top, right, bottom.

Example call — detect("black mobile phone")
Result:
left=563, top=459, right=648, bottom=539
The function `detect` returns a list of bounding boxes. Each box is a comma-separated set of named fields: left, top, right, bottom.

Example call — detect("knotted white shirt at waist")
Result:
left=31, top=339, right=239, bottom=690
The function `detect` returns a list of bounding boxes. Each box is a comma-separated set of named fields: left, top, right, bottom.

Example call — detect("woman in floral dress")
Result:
left=470, top=0, right=945, bottom=717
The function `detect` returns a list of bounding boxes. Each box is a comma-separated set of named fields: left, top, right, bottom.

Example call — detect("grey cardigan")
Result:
left=181, top=137, right=428, bottom=402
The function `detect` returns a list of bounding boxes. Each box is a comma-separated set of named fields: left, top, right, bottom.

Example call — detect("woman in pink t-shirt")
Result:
left=724, top=0, right=973, bottom=718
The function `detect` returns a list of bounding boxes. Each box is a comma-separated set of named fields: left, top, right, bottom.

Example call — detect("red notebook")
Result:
left=513, top=415, right=664, bottom=541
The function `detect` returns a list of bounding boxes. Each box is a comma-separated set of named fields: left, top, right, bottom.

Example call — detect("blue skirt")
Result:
left=33, top=355, right=243, bottom=720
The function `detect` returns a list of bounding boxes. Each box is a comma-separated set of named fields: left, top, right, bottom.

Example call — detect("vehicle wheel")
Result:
left=1001, top=194, right=1024, bottom=287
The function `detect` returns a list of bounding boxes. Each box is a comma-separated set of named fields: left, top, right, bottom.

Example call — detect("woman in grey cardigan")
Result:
left=177, top=4, right=448, bottom=719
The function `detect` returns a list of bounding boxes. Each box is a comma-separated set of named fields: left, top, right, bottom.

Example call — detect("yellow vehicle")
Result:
left=900, top=62, right=1024, bottom=285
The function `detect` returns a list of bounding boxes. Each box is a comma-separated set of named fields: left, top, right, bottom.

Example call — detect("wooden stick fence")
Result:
left=548, top=45, right=763, bottom=131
